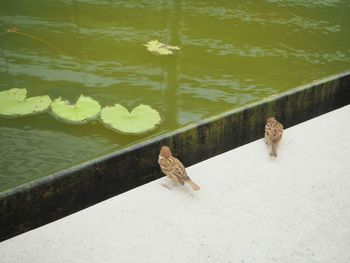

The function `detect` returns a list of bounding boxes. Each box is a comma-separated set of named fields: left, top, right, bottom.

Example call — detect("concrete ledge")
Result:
left=0, top=105, right=349, bottom=262
left=0, top=72, right=350, bottom=241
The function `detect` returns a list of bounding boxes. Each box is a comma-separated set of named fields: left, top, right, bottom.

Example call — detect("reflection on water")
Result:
left=0, top=0, right=349, bottom=191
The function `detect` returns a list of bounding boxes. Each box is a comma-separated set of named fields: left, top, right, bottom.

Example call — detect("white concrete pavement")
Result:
left=1, top=105, right=350, bottom=263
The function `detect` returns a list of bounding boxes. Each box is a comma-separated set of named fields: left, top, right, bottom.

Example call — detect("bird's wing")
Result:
left=171, top=158, right=190, bottom=182
left=159, top=157, right=185, bottom=184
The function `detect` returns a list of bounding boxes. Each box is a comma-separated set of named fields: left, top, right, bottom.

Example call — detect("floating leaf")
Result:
left=100, top=104, right=162, bottom=134
left=0, top=88, right=52, bottom=116
left=144, top=40, right=180, bottom=55
left=50, top=95, right=101, bottom=124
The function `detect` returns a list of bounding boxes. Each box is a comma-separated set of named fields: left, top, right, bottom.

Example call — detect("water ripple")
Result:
left=185, top=5, right=340, bottom=34
left=266, top=0, right=344, bottom=8
left=183, top=37, right=350, bottom=64
left=2, top=50, right=162, bottom=88
left=0, top=15, right=74, bottom=30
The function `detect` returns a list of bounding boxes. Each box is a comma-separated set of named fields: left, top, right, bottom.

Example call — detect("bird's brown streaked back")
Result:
left=264, top=117, right=284, bottom=157
left=158, top=146, right=200, bottom=190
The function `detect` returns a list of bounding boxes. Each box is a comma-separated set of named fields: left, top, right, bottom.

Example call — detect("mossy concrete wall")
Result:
left=1, top=72, right=349, bottom=242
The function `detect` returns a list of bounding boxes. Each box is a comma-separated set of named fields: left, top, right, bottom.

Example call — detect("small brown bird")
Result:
left=264, top=117, right=284, bottom=157
left=158, top=146, right=200, bottom=190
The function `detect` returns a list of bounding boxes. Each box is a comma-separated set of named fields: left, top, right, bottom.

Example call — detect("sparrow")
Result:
left=158, top=146, right=200, bottom=190
left=264, top=117, right=284, bottom=157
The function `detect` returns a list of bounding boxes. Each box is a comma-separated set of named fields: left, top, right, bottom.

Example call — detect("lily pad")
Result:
left=50, top=95, right=101, bottom=124
left=100, top=104, right=162, bottom=134
left=0, top=88, right=52, bottom=116
left=144, top=40, right=180, bottom=55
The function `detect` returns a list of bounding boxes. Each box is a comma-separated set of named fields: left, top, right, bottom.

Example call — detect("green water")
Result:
left=0, top=1, right=349, bottom=192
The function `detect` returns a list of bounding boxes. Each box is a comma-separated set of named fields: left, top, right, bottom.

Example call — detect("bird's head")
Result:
left=266, top=117, right=276, bottom=123
left=265, top=117, right=276, bottom=129
left=160, top=146, right=172, bottom=158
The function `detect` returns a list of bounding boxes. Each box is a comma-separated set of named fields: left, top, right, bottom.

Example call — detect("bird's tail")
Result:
left=187, top=180, right=200, bottom=190
left=268, top=143, right=278, bottom=157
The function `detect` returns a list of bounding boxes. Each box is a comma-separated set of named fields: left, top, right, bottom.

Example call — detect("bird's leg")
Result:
left=268, top=141, right=274, bottom=156
left=264, top=134, right=268, bottom=145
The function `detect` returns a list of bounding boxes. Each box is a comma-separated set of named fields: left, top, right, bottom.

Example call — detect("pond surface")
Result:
left=0, top=0, right=349, bottom=192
